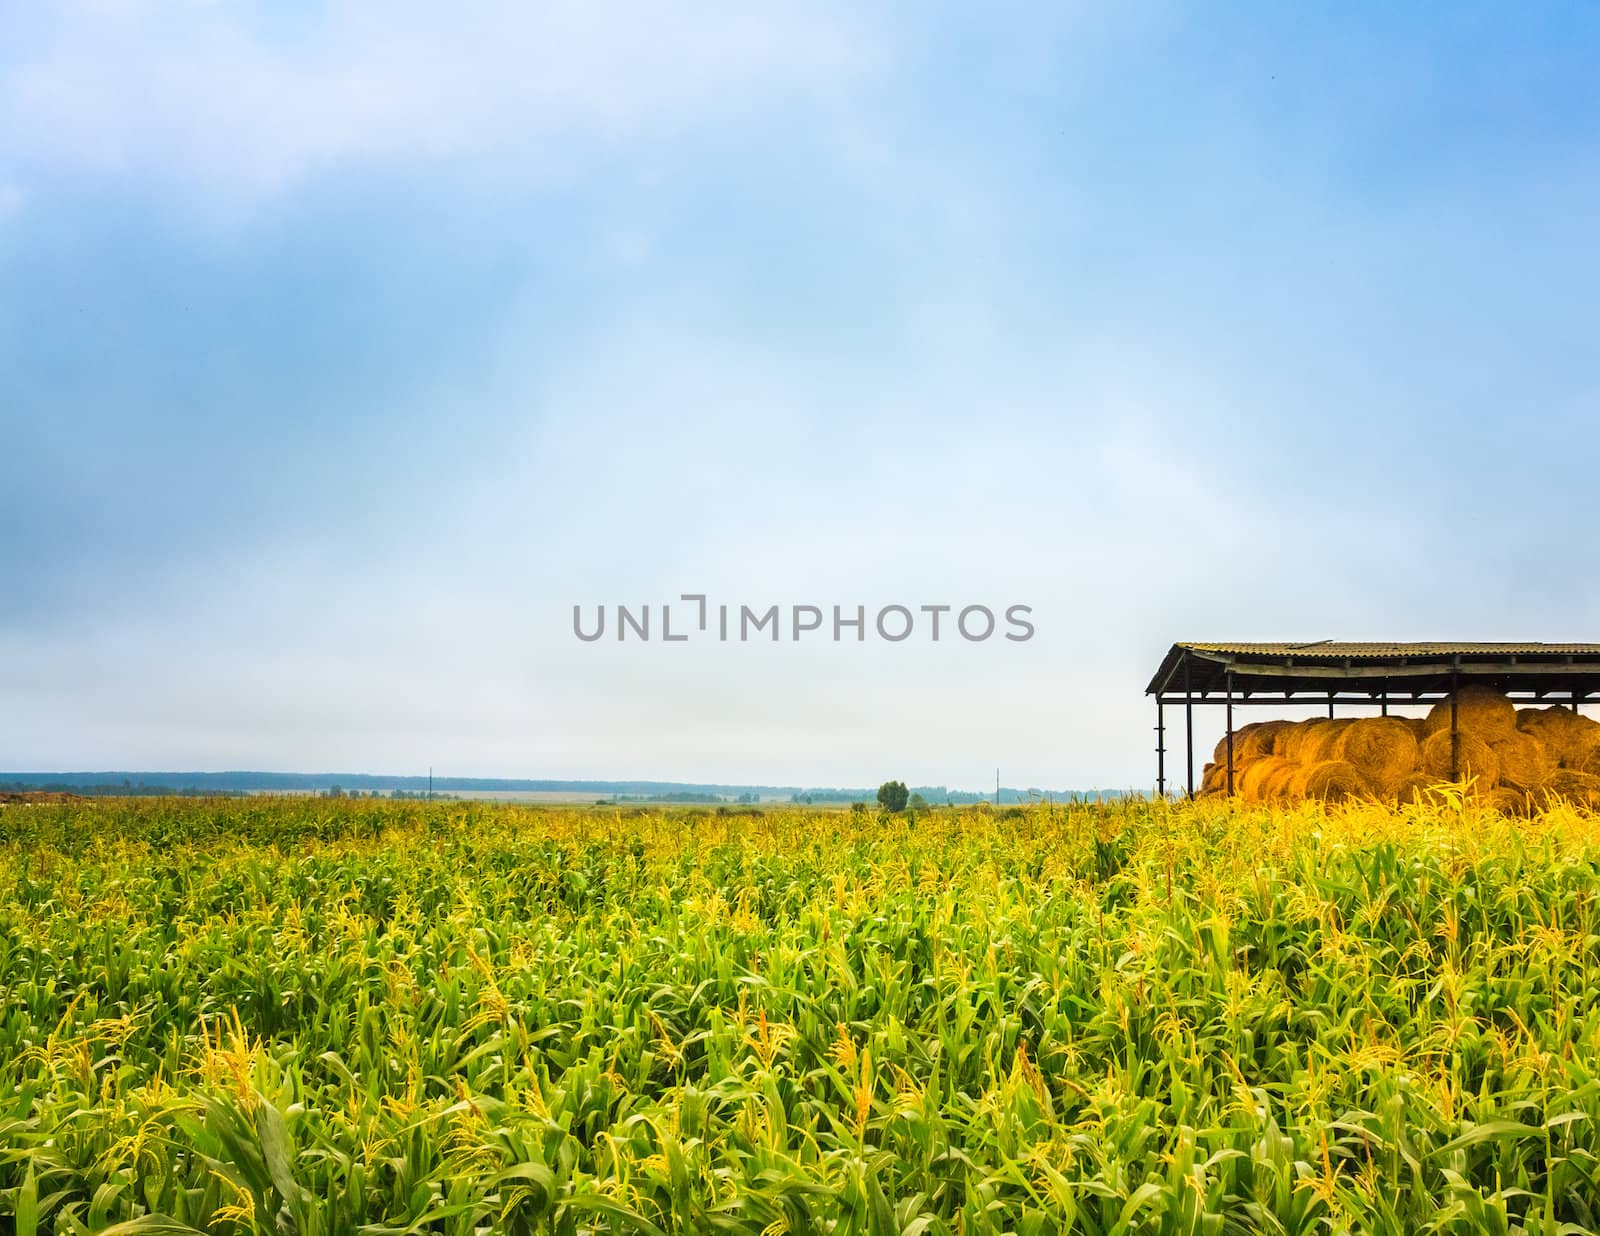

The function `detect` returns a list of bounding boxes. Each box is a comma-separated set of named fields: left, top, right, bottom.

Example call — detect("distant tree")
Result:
left=876, top=780, right=909, bottom=812
left=907, top=792, right=929, bottom=813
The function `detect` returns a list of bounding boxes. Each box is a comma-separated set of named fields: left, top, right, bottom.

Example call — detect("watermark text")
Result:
left=573, top=596, right=1035, bottom=643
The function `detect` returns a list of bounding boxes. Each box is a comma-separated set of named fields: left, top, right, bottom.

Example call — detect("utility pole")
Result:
left=428, top=766, right=433, bottom=801
left=995, top=767, right=1000, bottom=806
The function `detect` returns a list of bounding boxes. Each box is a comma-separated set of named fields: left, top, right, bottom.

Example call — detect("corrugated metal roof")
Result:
left=1177, top=641, right=1600, bottom=658
left=1147, top=641, right=1600, bottom=696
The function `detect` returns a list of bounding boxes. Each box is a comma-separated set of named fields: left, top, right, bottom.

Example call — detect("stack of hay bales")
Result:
left=1196, top=685, right=1600, bottom=809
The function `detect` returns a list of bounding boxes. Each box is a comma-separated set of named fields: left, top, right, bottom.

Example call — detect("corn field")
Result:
left=5, top=795, right=1600, bottom=1234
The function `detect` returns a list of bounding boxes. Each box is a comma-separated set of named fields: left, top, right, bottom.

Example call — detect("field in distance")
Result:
left=241, top=788, right=664, bottom=804
left=4, top=795, right=1600, bottom=1232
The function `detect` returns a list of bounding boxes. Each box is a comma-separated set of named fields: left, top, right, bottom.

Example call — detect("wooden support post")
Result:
left=1450, top=669, right=1461, bottom=781
left=1184, top=661, right=1195, bottom=798
left=1225, top=670, right=1236, bottom=797
left=1156, top=700, right=1166, bottom=797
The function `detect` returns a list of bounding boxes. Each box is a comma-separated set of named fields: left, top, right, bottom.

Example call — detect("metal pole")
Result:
left=1450, top=669, right=1460, bottom=781
left=1225, top=670, right=1235, bottom=797
left=1184, top=660, right=1195, bottom=797
left=1327, top=693, right=1335, bottom=718
left=1576, top=689, right=1582, bottom=715
left=1158, top=704, right=1166, bottom=794
left=1381, top=688, right=1388, bottom=717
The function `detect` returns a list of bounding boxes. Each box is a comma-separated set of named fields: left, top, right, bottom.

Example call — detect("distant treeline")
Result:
left=6, top=772, right=819, bottom=796
left=789, top=786, right=1127, bottom=805
left=603, top=791, right=760, bottom=804
left=3, top=772, right=1126, bottom=803
left=1, top=780, right=248, bottom=798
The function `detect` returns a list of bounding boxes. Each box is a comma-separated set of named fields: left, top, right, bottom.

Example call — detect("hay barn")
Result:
left=1146, top=642, right=1600, bottom=801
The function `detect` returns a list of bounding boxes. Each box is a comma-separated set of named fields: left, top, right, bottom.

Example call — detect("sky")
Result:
left=4, top=2, right=1599, bottom=789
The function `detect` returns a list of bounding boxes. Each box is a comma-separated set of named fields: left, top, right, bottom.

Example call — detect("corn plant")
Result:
left=2, top=796, right=1600, bottom=1233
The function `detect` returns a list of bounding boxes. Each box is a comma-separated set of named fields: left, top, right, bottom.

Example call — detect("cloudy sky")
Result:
left=4, top=2, right=1599, bottom=789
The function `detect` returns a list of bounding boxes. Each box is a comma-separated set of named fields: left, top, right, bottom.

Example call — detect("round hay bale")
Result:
left=1276, top=720, right=1321, bottom=763
left=1488, top=731, right=1557, bottom=791
left=1213, top=724, right=1252, bottom=765
left=1516, top=707, right=1595, bottom=764
left=1262, top=762, right=1300, bottom=801
left=1299, top=760, right=1373, bottom=802
left=1565, top=730, right=1600, bottom=770
left=1213, top=721, right=1289, bottom=765
left=1551, top=715, right=1600, bottom=768
left=1254, top=720, right=1292, bottom=758
left=1393, top=771, right=1437, bottom=806
left=1239, top=755, right=1291, bottom=803
left=1297, top=718, right=1356, bottom=765
left=1423, top=686, right=1517, bottom=739
left=1331, top=717, right=1420, bottom=795
left=1419, top=729, right=1500, bottom=788
left=1517, top=704, right=1566, bottom=734
left=1516, top=704, right=1583, bottom=737
left=1478, top=787, right=1532, bottom=817
left=1539, top=770, right=1600, bottom=810
left=1200, top=758, right=1248, bottom=796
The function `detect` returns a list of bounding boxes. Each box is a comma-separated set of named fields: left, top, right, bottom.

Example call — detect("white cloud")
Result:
left=1, top=2, right=868, bottom=193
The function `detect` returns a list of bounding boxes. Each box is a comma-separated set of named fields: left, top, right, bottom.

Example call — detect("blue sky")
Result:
left=4, top=2, right=1599, bottom=787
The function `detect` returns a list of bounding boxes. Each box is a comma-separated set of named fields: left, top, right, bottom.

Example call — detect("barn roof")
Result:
left=1147, top=641, right=1600, bottom=702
